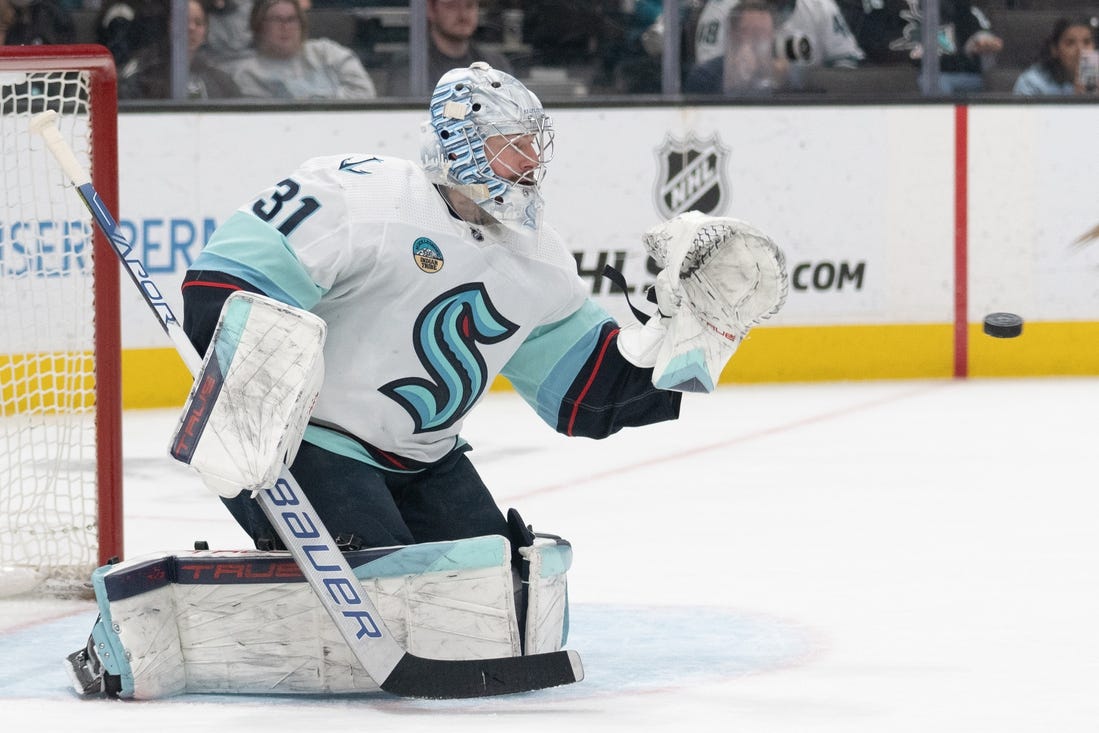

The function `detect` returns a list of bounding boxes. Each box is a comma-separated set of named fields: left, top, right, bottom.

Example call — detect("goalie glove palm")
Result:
left=646, top=211, right=788, bottom=337
left=620, top=211, right=788, bottom=393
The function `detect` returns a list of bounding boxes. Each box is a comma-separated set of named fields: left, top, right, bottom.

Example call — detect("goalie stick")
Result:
left=30, top=110, right=583, bottom=699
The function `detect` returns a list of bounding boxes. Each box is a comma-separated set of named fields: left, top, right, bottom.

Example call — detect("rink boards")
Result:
left=66, top=102, right=1099, bottom=405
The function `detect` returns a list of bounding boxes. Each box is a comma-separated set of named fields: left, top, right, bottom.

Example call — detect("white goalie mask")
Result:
left=422, top=62, right=554, bottom=235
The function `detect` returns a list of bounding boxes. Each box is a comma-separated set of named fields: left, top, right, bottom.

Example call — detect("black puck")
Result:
left=983, top=312, right=1023, bottom=338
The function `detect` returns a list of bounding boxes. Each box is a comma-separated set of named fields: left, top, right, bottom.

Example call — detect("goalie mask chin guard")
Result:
left=422, top=62, right=554, bottom=236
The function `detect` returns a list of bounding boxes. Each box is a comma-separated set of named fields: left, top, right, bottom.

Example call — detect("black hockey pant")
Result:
left=220, top=440, right=508, bottom=550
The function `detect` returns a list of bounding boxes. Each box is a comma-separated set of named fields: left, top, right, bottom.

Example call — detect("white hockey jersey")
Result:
left=694, top=0, right=864, bottom=67
left=192, top=155, right=606, bottom=465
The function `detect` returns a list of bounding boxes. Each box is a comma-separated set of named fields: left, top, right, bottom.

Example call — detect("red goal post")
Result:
left=0, top=45, right=122, bottom=596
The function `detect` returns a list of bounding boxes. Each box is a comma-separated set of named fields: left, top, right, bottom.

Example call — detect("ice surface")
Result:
left=3, top=378, right=1097, bottom=732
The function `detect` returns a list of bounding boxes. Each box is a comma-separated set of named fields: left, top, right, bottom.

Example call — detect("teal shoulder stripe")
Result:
left=192, top=251, right=301, bottom=307
left=193, top=212, right=326, bottom=310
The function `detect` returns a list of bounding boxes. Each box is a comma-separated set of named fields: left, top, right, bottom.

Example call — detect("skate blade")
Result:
left=63, top=648, right=104, bottom=697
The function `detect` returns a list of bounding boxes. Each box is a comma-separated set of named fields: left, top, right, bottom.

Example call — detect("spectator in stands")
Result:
left=693, top=0, right=863, bottom=71
left=203, top=0, right=255, bottom=63
left=96, top=0, right=165, bottom=69
left=521, top=0, right=618, bottom=67
left=204, top=0, right=314, bottom=63
left=232, top=0, right=375, bottom=100
left=685, top=0, right=789, bottom=94
left=385, top=0, right=511, bottom=97
left=1, top=0, right=74, bottom=45
left=118, top=0, right=240, bottom=100
left=1013, top=16, right=1097, bottom=96
left=0, top=1, right=14, bottom=41
left=598, top=0, right=678, bottom=94
left=835, top=0, right=1002, bottom=93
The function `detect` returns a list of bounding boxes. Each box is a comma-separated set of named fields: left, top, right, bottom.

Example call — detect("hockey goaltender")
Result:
left=63, top=62, right=788, bottom=699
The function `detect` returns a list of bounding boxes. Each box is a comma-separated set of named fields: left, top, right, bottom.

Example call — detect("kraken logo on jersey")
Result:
left=654, top=134, right=729, bottom=220
left=380, top=283, right=518, bottom=433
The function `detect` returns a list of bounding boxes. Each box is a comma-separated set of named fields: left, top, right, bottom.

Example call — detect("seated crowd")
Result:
left=1, top=0, right=1097, bottom=100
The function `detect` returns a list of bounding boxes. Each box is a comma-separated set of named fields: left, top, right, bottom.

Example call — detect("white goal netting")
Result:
left=0, top=68, right=103, bottom=596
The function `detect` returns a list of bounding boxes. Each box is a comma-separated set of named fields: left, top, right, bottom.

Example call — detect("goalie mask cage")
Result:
left=0, top=46, right=122, bottom=597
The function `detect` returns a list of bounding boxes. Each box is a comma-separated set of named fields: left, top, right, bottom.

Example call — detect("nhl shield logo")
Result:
left=654, top=134, right=729, bottom=219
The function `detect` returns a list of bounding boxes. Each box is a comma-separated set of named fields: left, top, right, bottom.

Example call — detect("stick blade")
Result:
left=380, top=650, right=584, bottom=699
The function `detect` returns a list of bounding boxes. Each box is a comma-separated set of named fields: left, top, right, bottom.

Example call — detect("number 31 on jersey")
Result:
left=252, top=178, right=321, bottom=236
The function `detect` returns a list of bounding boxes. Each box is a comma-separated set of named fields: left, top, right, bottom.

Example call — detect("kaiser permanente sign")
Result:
left=93, top=103, right=1099, bottom=406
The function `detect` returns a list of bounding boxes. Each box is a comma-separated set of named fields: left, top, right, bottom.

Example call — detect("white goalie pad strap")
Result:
left=170, top=291, right=326, bottom=498
left=87, top=535, right=565, bottom=699
left=522, top=537, right=572, bottom=655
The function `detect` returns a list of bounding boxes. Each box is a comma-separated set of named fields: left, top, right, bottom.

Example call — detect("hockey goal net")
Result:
left=0, top=46, right=122, bottom=597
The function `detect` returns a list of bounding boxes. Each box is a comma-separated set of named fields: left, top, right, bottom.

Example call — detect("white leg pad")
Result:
left=86, top=534, right=568, bottom=698
left=522, top=536, right=573, bottom=655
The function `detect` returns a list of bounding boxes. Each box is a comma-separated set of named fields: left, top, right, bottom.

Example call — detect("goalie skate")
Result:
left=64, top=631, right=121, bottom=698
